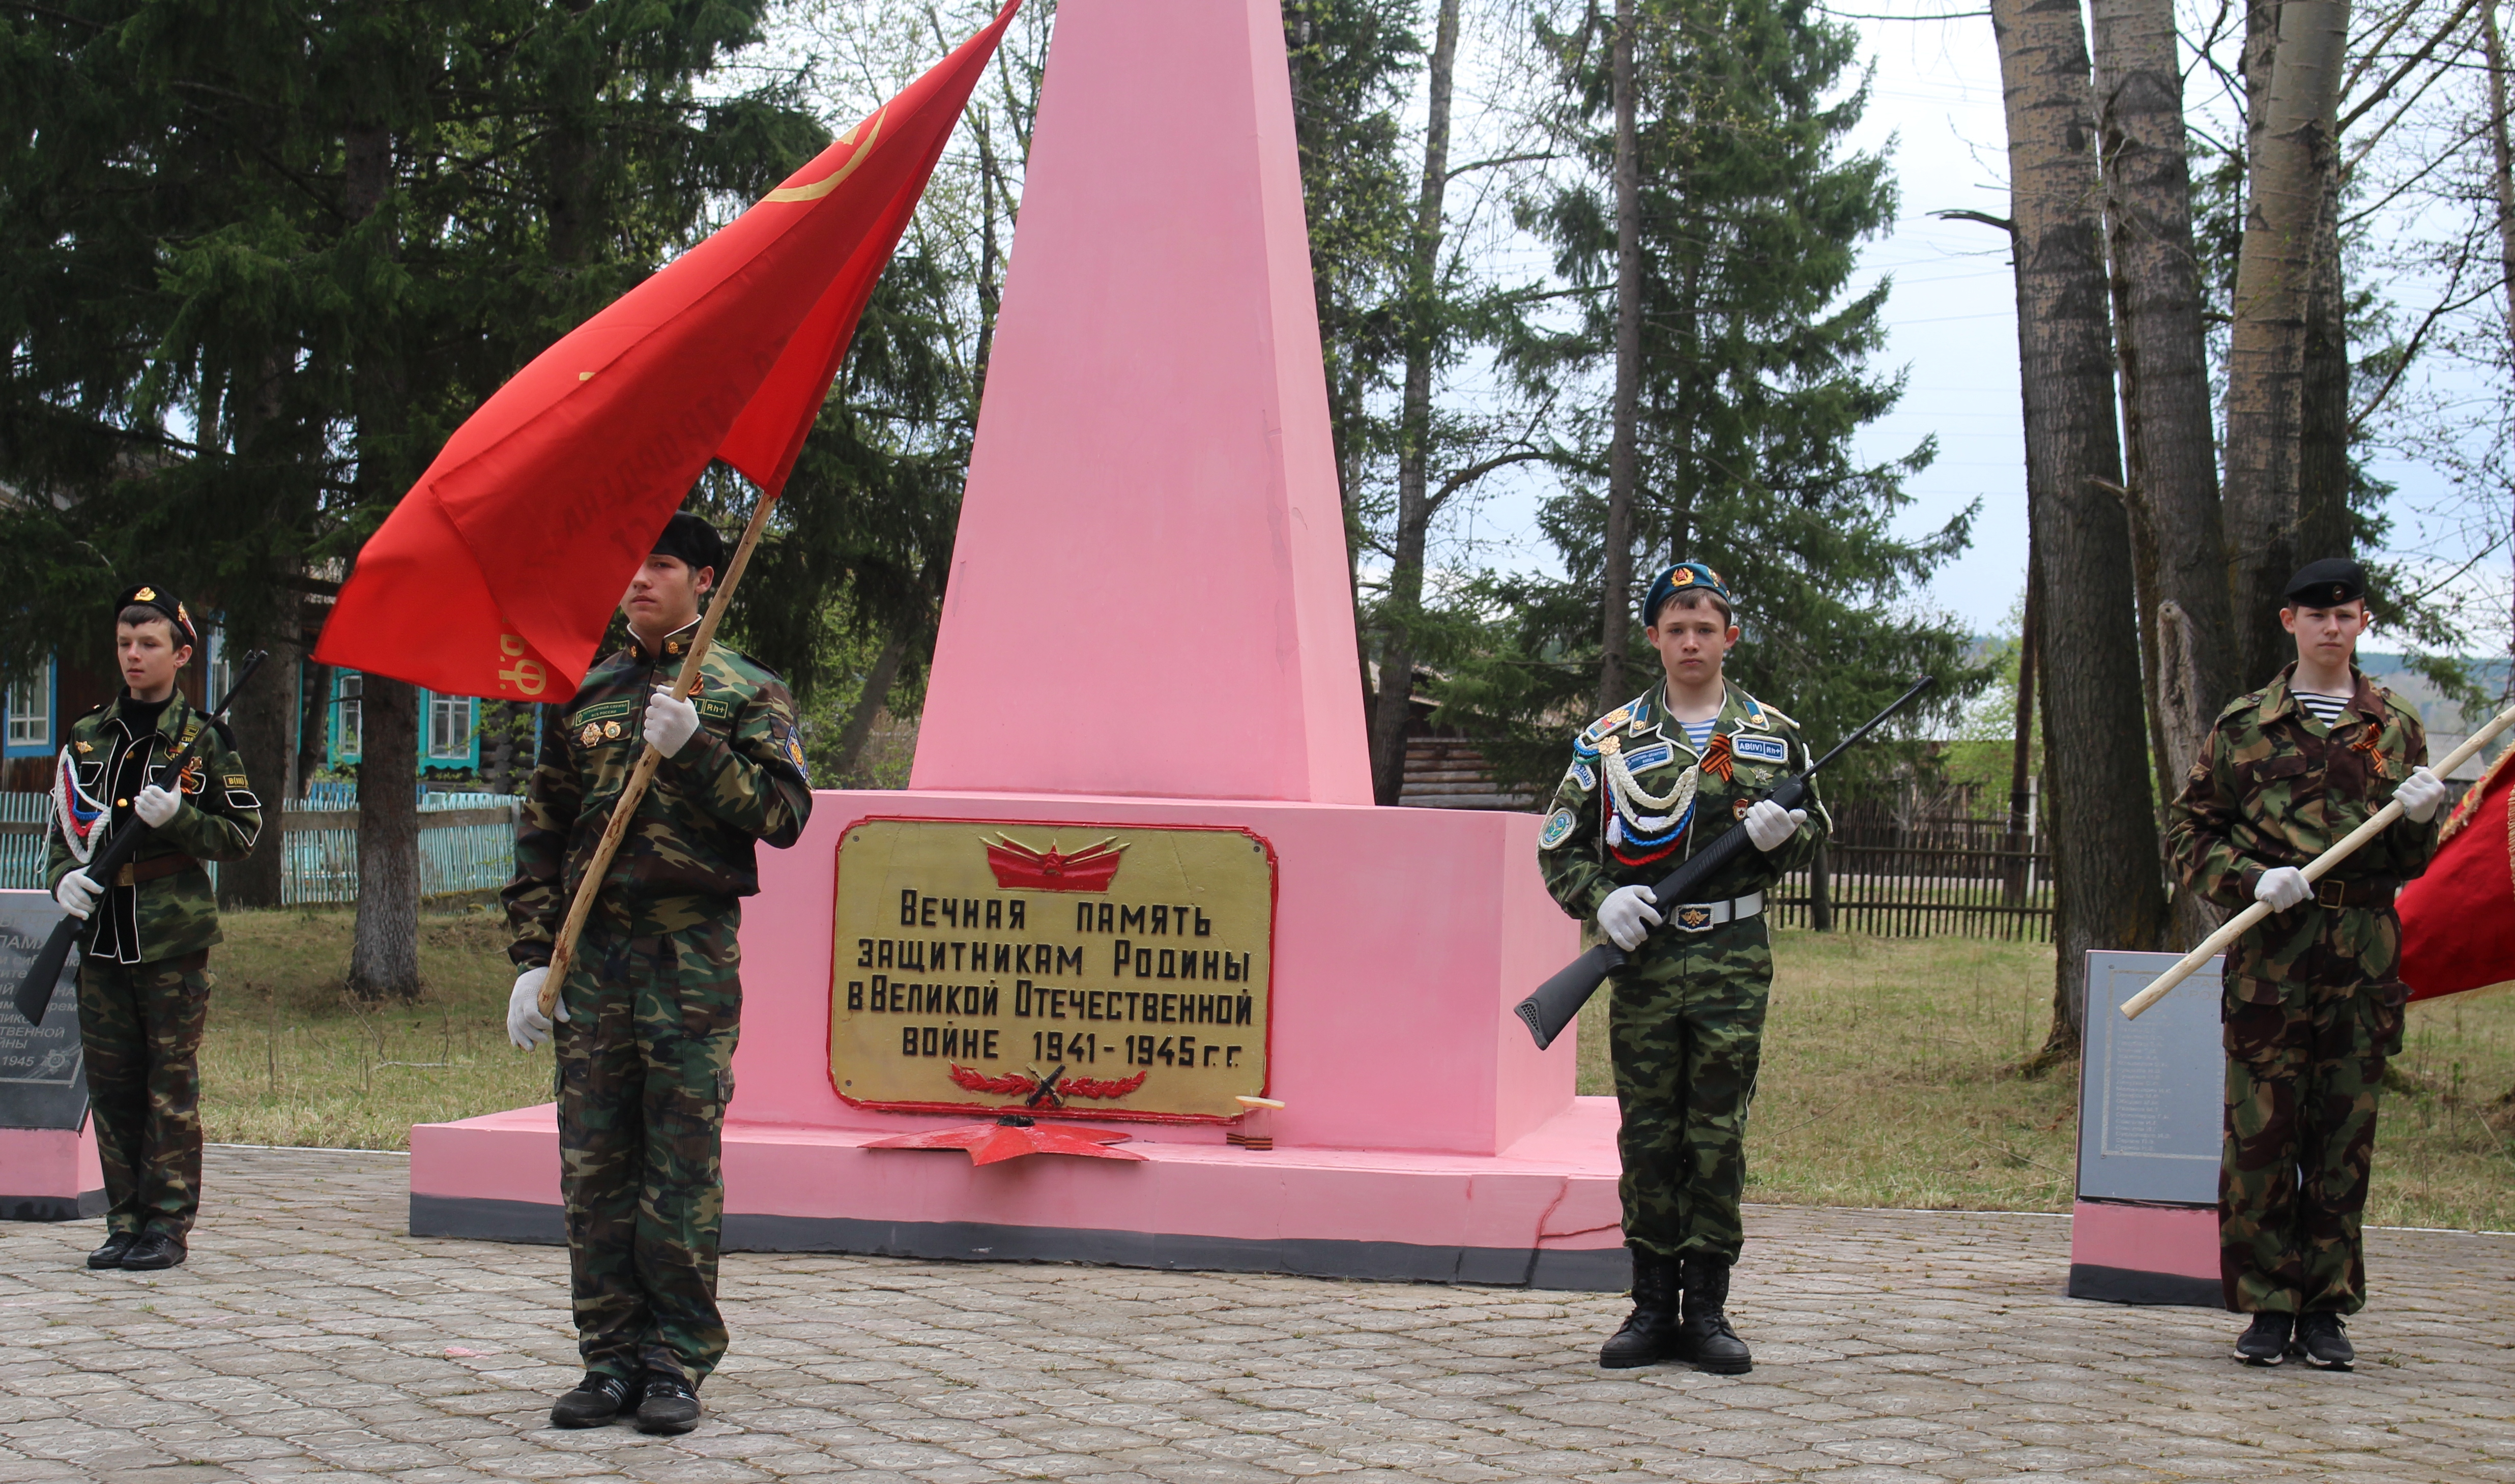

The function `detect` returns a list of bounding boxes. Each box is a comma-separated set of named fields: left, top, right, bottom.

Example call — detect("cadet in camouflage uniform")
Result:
left=2165, top=559, right=2446, bottom=1371
left=503, top=512, right=812, bottom=1434
left=47, top=587, right=262, bottom=1272
left=1538, top=562, right=1827, bottom=1373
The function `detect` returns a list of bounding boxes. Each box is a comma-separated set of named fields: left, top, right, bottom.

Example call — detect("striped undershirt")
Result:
left=1679, top=718, right=1717, bottom=750
left=2293, top=690, right=2352, bottom=724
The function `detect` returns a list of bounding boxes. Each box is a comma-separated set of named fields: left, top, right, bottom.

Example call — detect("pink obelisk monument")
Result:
left=409, top=0, right=1623, bottom=1287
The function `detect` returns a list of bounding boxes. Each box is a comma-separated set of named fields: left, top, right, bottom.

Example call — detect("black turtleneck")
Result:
left=121, top=694, right=170, bottom=737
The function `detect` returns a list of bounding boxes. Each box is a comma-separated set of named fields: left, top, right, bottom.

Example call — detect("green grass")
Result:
left=200, top=905, right=547, bottom=1151
left=1574, top=928, right=2515, bottom=1231
left=197, top=910, right=2515, bottom=1230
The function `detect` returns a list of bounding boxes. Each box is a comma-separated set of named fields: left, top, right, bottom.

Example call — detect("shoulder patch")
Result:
left=1567, top=760, right=1596, bottom=792
left=1581, top=703, right=1637, bottom=743
left=1733, top=734, right=1790, bottom=766
left=1540, top=808, right=1577, bottom=849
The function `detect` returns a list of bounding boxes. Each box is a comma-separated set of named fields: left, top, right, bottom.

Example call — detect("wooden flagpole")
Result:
left=535, top=495, right=780, bottom=1019
left=2120, top=700, right=2515, bottom=1021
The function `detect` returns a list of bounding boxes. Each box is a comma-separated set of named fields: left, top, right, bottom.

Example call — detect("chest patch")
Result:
left=696, top=694, right=736, bottom=721
left=569, top=699, right=634, bottom=732
left=1622, top=742, right=1675, bottom=773
left=1733, top=734, right=1789, bottom=766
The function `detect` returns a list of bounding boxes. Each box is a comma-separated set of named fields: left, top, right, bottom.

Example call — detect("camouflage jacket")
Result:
left=504, top=620, right=813, bottom=964
left=1538, top=682, right=1830, bottom=939
left=2164, top=663, right=2438, bottom=1004
left=43, top=689, right=262, bottom=965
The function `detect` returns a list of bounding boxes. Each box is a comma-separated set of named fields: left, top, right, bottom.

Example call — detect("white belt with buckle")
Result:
left=1668, top=892, right=1762, bottom=933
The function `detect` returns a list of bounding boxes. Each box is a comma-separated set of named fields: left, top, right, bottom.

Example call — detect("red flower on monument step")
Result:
left=981, top=832, right=1128, bottom=891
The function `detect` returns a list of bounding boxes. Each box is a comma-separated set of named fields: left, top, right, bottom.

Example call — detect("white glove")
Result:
left=1744, top=799, right=1808, bottom=853
left=506, top=967, right=566, bottom=1051
left=2254, top=866, right=2312, bottom=913
left=643, top=686, right=700, bottom=758
left=1597, top=884, right=1663, bottom=952
left=134, top=784, right=181, bottom=828
left=54, top=868, right=99, bottom=921
left=2395, top=766, right=2447, bottom=824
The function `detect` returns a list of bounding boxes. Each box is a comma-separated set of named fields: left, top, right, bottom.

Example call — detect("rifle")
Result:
left=15, top=650, right=269, bottom=1026
left=1512, top=674, right=1935, bottom=1050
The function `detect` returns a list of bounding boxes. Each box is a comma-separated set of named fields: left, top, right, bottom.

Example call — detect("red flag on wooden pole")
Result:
left=314, top=0, right=1019, bottom=701
left=2398, top=748, right=2515, bottom=1001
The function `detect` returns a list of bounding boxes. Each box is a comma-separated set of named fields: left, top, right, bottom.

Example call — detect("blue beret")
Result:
left=1642, top=562, right=1733, bottom=625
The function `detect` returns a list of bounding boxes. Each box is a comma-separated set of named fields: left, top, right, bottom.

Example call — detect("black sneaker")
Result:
left=634, top=1372, right=701, bottom=1435
left=2234, top=1311, right=2293, bottom=1365
left=2296, top=1312, right=2355, bottom=1370
left=85, top=1232, right=137, bottom=1270
left=119, top=1232, right=186, bottom=1270
left=550, top=1372, right=635, bottom=1429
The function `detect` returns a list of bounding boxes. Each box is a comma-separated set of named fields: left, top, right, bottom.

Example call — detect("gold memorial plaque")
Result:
left=830, top=818, right=1275, bottom=1122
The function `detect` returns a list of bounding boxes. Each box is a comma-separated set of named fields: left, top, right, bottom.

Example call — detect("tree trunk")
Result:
left=343, top=119, right=422, bottom=1000
left=2222, top=0, right=2349, bottom=685
left=2294, top=155, right=2352, bottom=566
left=2004, top=562, right=2039, bottom=906
left=1368, top=0, right=1463, bottom=805
left=346, top=676, right=420, bottom=1001
left=2092, top=0, right=2236, bottom=751
left=219, top=630, right=300, bottom=910
left=829, top=632, right=910, bottom=785
left=1595, top=0, right=1643, bottom=715
left=1990, top=0, right=2169, bottom=1059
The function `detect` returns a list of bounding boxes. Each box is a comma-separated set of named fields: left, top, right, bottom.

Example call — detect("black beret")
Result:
left=113, top=585, right=198, bottom=649
left=2283, top=558, right=2366, bottom=609
left=652, top=511, right=727, bottom=576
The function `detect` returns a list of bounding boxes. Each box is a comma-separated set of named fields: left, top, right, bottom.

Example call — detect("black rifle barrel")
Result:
left=13, top=651, right=270, bottom=1027
left=1512, top=674, right=1935, bottom=1050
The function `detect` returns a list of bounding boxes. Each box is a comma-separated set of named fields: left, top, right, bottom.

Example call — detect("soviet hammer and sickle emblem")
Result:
left=498, top=633, right=548, bottom=696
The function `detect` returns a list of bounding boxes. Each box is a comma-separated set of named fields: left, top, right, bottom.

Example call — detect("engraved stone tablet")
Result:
left=0, top=891, right=88, bottom=1131
left=2077, top=950, right=2222, bottom=1204
left=830, top=819, right=1274, bottom=1121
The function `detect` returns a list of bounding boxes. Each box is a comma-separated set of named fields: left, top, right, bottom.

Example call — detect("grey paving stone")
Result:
left=0, top=1149, right=2505, bottom=1482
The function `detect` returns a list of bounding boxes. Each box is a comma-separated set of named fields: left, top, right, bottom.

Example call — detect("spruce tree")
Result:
left=1443, top=0, right=1978, bottom=780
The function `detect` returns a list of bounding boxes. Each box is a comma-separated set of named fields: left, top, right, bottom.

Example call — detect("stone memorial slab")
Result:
left=2069, top=949, right=2225, bottom=1306
left=2078, top=950, right=2222, bottom=1204
left=0, top=891, right=85, bottom=1132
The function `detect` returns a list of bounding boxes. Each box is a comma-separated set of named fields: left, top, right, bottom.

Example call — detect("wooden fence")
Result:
left=0, top=793, right=517, bottom=903
left=1765, top=798, right=2055, bottom=941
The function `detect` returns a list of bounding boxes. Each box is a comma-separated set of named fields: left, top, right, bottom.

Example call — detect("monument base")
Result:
left=2067, top=1198, right=2222, bottom=1307
left=411, top=1096, right=1626, bottom=1289
left=0, top=1123, right=105, bottom=1222
left=411, top=789, right=1623, bottom=1289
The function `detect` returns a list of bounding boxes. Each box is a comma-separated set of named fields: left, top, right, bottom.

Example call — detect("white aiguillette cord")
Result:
left=534, top=497, right=778, bottom=1021
left=2121, top=701, right=2515, bottom=1021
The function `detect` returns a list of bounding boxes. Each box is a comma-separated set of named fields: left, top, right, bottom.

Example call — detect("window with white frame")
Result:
left=6, top=665, right=49, bottom=748
left=427, top=692, right=473, bottom=760
left=338, top=673, right=362, bottom=758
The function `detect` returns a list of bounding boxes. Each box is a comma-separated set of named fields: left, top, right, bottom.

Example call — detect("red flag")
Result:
left=313, top=0, right=1018, bottom=701
left=2398, top=748, right=2515, bottom=1001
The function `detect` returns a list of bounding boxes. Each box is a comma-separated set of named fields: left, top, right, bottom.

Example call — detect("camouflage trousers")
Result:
left=78, top=951, right=211, bottom=1240
left=2220, top=982, right=2403, bottom=1315
left=1608, top=916, right=1771, bottom=1264
left=555, top=910, right=742, bottom=1384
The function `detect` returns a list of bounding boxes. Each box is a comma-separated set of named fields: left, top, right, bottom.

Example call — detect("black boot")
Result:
left=1598, top=1249, right=1680, bottom=1369
left=86, top=1232, right=137, bottom=1270
left=635, top=1371, right=702, bottom=1434
left=550, top=1372, right=635, bottom=1429
left=1672, top=1257, right=1753, bottom=1374
left=119, top=1232, right=186, bottom=1271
